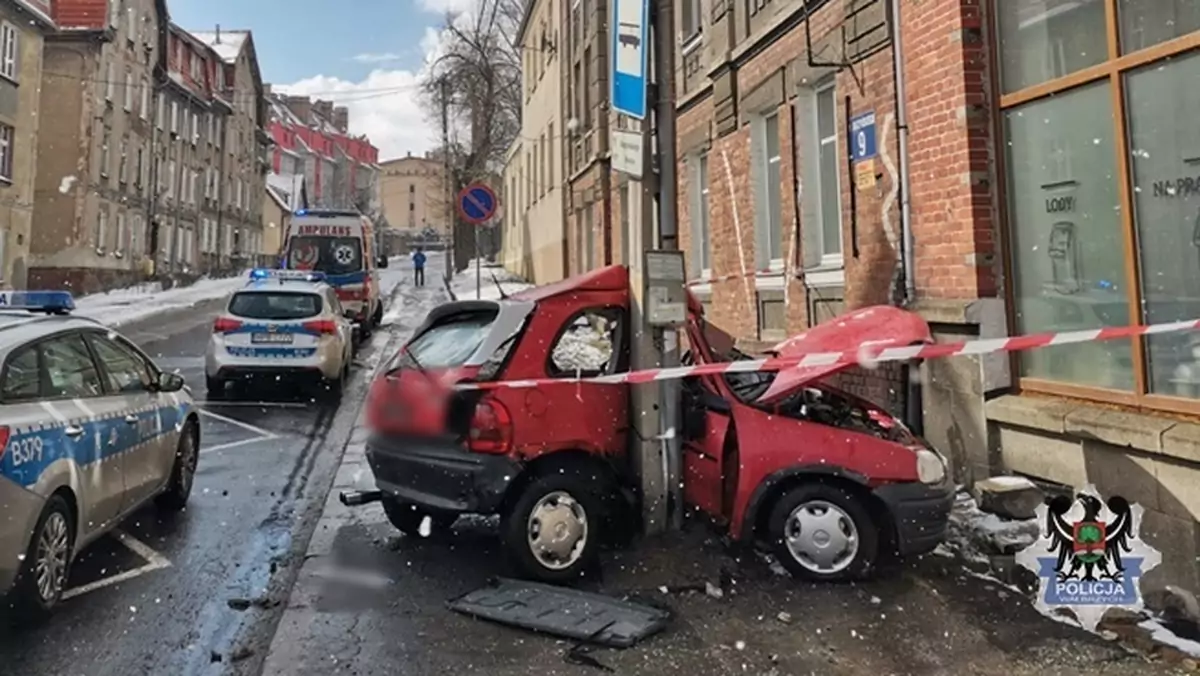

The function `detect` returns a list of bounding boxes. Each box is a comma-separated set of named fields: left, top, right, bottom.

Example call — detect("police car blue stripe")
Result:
left=1, top=402, right=192, bottom=489
left=226, top=346, right=318, bottom=358
left=224, top=322, right=322, bottom=336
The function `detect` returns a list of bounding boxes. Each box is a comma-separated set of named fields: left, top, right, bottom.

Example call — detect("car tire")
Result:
left=381, top=498, right=456, bottom=536
left=501, top=472, right=605, bottom=584
left=156, top=422, right=199, bottom=511
left=372, top=301, right=384, bottom=327
left=10, top=494, right=75, bottom=618
left=766, top=483, right=879, bottom=582
left=205, top=376, right=226, bottom=400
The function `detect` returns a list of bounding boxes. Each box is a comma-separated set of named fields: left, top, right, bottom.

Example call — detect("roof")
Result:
left=0, top=314, right=104, bottom=351
left=511, top=265, right=628, bottom=303
left=11, top=0, right=54, bottom=29
left=189, top=30, right=249, bottom=63
left=265, top=184, right=290, bottom=211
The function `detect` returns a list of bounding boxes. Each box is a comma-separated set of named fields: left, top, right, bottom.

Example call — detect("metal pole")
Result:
left=475, top=225, right=482, bottom=299
left=440, top=77, right=453, bottom=283
left=652, top=0, right=682, bottom=530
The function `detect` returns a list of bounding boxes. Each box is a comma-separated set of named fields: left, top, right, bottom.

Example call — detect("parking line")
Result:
left=196, top=408, right=278, bottom=437
left=201, top=435, right=276, bottom=455
left=62, top=530, right=171, bottom=601
left=193, top=400, right=309, bottom=409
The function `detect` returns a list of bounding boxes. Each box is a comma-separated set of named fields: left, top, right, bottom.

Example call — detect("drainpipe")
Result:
left=890, top=0, right=922, bottom=436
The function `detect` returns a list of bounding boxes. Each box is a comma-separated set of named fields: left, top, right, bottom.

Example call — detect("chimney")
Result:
left=407, top=151, right=412, bottom=157
left=333, top=106, right=349, bottom=133
left=264, top=83, right=272, bottom=95
left=214, top=24, right=221, bottom=43
left=314, top=99, right=334, bottom=119
left=284, top=95, right=313, bottom=123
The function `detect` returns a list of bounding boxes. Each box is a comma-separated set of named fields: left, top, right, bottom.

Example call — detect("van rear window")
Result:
left=229, top=292, right=323, bottom=320
left=404, top=310, right=498, bottom=368
left=287, top=236, right=363, bottom=274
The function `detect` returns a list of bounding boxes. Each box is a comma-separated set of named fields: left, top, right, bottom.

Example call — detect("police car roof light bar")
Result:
left=0, top=290, right=76, bottom=314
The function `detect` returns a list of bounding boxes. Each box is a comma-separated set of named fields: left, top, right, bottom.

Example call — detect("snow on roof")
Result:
left=190, top=30, right=249, bottom=63
left=265, top=183, right=290, bottom=211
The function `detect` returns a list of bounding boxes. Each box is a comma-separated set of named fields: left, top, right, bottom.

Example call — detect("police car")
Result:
left=205, top=269, right=355, bottom=399
left=0, top=291, right=198, bottom=616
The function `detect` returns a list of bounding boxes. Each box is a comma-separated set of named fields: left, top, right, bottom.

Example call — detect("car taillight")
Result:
left=0, top=425, right=9, bottom=461
left=213, top=317, right=242, bottom=333
left=467, top=398, right=512, bottom=454
left=303, top=319, right=338, bottom=335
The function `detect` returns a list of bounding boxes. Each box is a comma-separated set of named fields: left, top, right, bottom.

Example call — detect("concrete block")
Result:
left=1162, top=422, right=1200, bottom=465
left=1064, top=405, right=1173, bottom=452
left=985, top=394, right=1077, bottom=435
left=1081, top=439, right=1162, bottom=513
left=972, top=475, right=1044, bottom=520
left=1150, top=456, right=1200, bottom=523
left=1135, top=508, right=1200, bottom=602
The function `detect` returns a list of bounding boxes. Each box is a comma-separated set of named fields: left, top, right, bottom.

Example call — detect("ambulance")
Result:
left=282, top=209, right=388, bottom=334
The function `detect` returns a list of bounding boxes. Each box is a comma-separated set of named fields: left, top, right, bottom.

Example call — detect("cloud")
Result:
left=350, top=52, right=403, bottom=64
left=278, top=67, right=435, bottom=161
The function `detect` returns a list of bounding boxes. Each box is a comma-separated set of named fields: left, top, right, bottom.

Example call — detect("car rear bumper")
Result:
left=365, top=434, right=519, bottom=514
left=873, top=480, right=954, bottom=557
left=206, top=337, right=343, bottom=380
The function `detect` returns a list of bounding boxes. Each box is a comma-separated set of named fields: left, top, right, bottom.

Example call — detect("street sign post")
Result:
left=457, top=183, right=498, bottom=299
left=611, top=0, right=649, bottom=119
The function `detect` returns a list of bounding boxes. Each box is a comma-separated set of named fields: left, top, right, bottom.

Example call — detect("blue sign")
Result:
left=457, top=183, right=497, bottom=225
left=850, top=111, right=877, bottom=161
left=610, top=0, right=649, bottom=119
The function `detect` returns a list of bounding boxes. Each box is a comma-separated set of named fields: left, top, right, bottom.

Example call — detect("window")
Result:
left=42, top=334, right=104, bottom=399
left=99, top=132, right=110, bottom=177
left=681, top=0, right=702, bottom=39
left=126, top=7, right=136, bottom=42
left=135, top=146, right=143, bottom=186
left=993, top=4, right=1200, bottom=410
left=105, top=62, right=114, bottom=101
left=0, top=345, right=39, bottom=402
left=0, top=22, right=18, bottom=82
left=124, top=71, right=133, bottom=111
left=549, top=310, right=622, bottom=375
left=170, top=101, right=178, bottom=134
left=87, top=334, right=153, bottom=393
left=118, top=139, right=128, bottom=182
left=115, top=212, right=126, bottom=253
left=690, top=153, right=711, bottom=276
left=157, top=94, right=164, bottom=129
left=584, top=206, right=594, bottom=270
left=140, top=79, right=150, bottom=119
left=167, top=160, right=176, bottom=198
left=132, top=215, right=142, bottom=255
left=815, top=83, right=842, bottom=260
left=96, top=208, right=108, bottom=250
left=753, top=112, right=783, bottom=265
left=0, top=123, right=12, bottom=182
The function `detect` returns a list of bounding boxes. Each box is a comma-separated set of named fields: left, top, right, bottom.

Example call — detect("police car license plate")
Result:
left=252, top=333, right=293, bottom=344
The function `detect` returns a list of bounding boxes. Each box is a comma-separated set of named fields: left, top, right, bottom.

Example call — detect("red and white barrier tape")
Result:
left=459, top=318, right=1200, bottom=390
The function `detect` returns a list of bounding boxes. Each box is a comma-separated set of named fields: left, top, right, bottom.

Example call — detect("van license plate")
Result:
left=252, top=333, right=293, bottom=344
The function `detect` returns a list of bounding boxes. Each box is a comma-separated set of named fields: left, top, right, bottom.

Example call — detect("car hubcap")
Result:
left=784, top=500, right=859, bottom=574
left=527, top=491, right=588, bottom=571
left=35, top=513, right=69, bottom=602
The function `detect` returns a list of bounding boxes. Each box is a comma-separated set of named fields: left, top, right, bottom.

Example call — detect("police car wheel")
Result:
left=12, top=494, right=75, bottom=616
left=156, top=422, right=198, bottom=511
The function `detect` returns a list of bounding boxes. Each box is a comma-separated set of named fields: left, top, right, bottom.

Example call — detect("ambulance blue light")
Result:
left=296, top=209, right=308, bottom=216
left=0, top=290, right=76, bottom=313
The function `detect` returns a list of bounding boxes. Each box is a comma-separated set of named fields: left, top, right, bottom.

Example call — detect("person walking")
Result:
left=412, top=247, right=427, bottom=287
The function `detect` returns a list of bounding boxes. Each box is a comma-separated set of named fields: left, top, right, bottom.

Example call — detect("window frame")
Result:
left=544, top=306, right=628, bottom=378
left=992, top=1, right=1200, bottom=415
left=84, top=330, right=155, bottom=395
left=0, top=22, right=18, bottom=83
left=0, top=122, right=13, bottom=183
left=36, top=331, right=109, bottom=402
left=757, top=111, right=784, bottom=268
left=813, top=79, right=843, bottom=265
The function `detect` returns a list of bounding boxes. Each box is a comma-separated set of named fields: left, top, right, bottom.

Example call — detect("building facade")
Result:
left=191, top=27, right=270, bottom=270
left=379, top=152, right=445, bottom=234
left=501, top=0, right=566, bottom=285
left=0, top=0, right=54, bottom=289
left=261, top=183, right=288, bottom=261
left=663, top=0, right=1200, bottom=610
left=31, top=0, right=168, bottom=292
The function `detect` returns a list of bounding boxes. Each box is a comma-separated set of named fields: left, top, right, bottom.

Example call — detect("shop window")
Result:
left=1126, top=49, right=1200, bottom=398
left=1003, top=81, right=1133, bottom=390
left=997, top=0, right=1107, bottom=93
left=550, top=310, right=621, bottom=376
left=1119, top=0, right=1200, bottom=54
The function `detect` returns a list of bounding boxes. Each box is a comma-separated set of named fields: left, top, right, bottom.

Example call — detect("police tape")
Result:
left=457, top=318, right=1200, bottom=390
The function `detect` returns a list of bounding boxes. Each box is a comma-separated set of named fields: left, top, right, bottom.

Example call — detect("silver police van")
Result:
left=205, top=269, right=355, bottom=399
left=0, top=291, right=198, bottom=616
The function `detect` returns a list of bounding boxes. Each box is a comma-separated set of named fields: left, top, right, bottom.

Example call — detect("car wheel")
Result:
left=767, top=483, right=879, bottom=582
left=10, top=494, right=75, bottom=618
left=156, top=422, right=199, bottom=511
left=381, top=498, right=457, bottom=536
left=502, top=472, right=604, bottom=583
left=205, top=375, right=225, bottom=400
left=372, top=301, right=384, bottom=327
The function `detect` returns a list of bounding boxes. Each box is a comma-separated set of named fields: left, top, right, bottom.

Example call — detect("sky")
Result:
left=168, top=0, right=470, bottom=161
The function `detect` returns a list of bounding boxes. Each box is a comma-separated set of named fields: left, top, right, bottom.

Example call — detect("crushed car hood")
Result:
left=756, top=305, right=932, bottom=404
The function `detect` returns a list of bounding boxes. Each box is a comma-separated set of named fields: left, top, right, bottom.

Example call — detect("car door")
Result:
left=84, top=331, right=169, bottom=508
left=326, top=288, right=352, bottom=360
left=38, top=332, right=126, bottom=536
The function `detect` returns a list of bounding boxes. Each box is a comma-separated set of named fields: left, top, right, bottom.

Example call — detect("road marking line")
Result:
left=196, top=408, right=277, bottom=437
left=193, top=400, right=308, bottom=409
left=201, top=435, right=277, bottom=454
left=62, top=530, right=171, bottom=601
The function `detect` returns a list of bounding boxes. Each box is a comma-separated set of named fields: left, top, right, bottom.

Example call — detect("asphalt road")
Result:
left=0, top=259, right=427, bottom=675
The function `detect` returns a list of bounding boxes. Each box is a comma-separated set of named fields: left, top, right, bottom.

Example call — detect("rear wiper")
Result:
left=400, top=345, right=438, bottom=387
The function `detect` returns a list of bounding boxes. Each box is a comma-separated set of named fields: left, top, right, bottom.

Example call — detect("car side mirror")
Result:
left=377, top=257, right=389, bottom=268
left=158, top=372, right=186, bottom=392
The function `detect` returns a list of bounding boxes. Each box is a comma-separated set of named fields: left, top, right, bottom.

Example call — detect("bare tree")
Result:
left=422, top=0, right=522, bottom=271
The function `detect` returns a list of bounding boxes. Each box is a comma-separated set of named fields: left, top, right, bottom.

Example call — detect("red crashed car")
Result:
left=362, top=266, right=953, bottom=582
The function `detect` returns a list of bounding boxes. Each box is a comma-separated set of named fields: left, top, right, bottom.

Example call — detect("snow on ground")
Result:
left=449, top=259, right=534, bottom=301
left=75, top=272, right=251, bottom=327
left=943, top=491, right=1039, bottom=562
